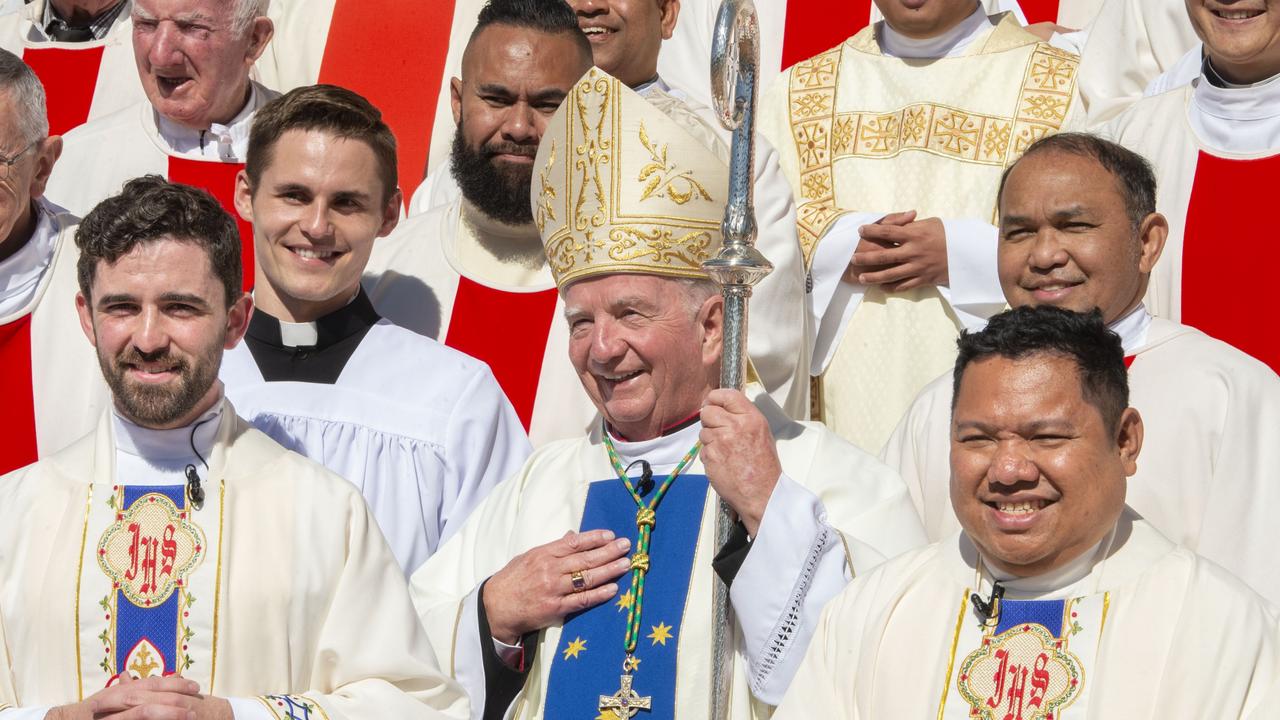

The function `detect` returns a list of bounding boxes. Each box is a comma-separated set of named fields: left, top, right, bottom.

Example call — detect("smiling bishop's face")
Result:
left=1185, top=0, right=1280, bottom=83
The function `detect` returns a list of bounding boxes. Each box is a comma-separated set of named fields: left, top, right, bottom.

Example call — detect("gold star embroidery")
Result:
left=596, top=711, right=622, bottom=720
left=615, top=589, right=634, bottom=611
left=648, top=622, right=674, bottom=646
left=562, top=636, right=587, bottom=660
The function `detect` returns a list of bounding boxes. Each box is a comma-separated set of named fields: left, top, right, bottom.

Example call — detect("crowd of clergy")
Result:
left=0, top=0, right=1278, bottom=718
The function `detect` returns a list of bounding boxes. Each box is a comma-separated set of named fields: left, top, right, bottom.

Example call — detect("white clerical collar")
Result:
left=1107, top=303, right=1151, bottom=356
left=0, top=197, right=60, bottom=318
left=633, top=75, right=670, bottom=95
left=155, top=83, right=260, bottom=161
left=1189, top=65, right=1280, bottom=154
left=113, top=397, right=222, bottom=464
left=255, top=289, right=362, bottom=348
left=607, top=418, right=703, bottom=473
left=986, top=535, right=1108, bottom=598
left=878, top=3, right=991, bottom=59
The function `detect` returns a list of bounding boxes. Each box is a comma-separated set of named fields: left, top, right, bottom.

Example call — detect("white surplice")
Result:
left=0, top=198, right=107, bottom=471
left=410, top=387, right=927, bottom=718
left=1075, top=0, right=1201, bottom=124
left=881, top=312, right=1280, bottom=605
left=774, top=510, right=1280, bottom=718
left=0, top=399, right=470, bottom=720
left=221, top=301, right=532, bottom=576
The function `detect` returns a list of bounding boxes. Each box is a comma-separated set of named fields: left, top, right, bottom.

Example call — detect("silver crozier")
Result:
left=702, top=2, right=772, bottom=718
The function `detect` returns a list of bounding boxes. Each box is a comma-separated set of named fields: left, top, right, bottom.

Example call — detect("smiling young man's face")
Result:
left=235, top=128, right=399, bottom=323
left=949, top=353, right=1141, bottom=578
left=1186, top=0, right=1280, bottom=83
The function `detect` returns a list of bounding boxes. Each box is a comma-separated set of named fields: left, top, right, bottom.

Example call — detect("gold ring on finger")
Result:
left=570, top=570, right=587, bottom=593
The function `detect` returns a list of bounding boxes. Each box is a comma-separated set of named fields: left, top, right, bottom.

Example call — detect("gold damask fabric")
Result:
left=773, top=13, right=1080, bottom=268
left=533, top=68, right=729, bottom=289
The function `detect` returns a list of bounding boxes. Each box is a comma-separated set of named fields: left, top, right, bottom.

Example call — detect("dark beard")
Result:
left=100, top=343, right=221, bottom=428
left=451, top=126, right=536, bottom=226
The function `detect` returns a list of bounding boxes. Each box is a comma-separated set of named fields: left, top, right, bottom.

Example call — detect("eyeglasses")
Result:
left=0, top=140, right=39, bottom=180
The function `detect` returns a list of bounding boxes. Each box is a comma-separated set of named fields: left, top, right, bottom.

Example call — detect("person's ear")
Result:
left=75, top=290, right=97, bottom=347
left=244, top=16, right=274, bottom=63
left=233, top=169, right=255, bottom=224
left=660, top=0, right=681, bottom=40
left=1114, top=407, right=1143, bottom=477
left=378, top=189, right=403, bottom=238
left=451, top=77, right=463, bottom=125
left=223, top=292, right=254, bottom=349
left=699, top=292, right=724, bottom=366
left=1135, top=212, right=1168, bottom=274
left=28, top=135, right=62, bottom=199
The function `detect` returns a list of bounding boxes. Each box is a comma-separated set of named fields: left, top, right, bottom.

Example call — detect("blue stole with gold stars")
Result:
left=543, top=473, right=708, bottom=718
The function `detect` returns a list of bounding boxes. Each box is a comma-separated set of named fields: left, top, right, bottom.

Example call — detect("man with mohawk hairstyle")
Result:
left=410, top=67, right=926, bottom=719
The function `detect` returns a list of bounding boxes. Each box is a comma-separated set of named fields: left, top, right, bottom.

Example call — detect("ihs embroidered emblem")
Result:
left=956, top=623, right=1083, bottom=720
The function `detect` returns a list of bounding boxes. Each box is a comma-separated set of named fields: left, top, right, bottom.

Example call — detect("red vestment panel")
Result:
left=1182, top=151, right=1280, bottom=373
left=0, top=315, right=38, bottom=474
left=24, top=45, right=105, bottom=136
left=780, top=0, right=872, bottom=71
left=167, top=158, right=254, bottom=290
left=318, top=0, right=459, bottom=204
left=444, top=278, right=559, bottom=431
left=1016, top=0, right=1063, bottom=24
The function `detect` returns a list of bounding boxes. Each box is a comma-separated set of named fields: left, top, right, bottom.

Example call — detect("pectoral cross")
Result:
left=599, top=674, right=652, bottom=718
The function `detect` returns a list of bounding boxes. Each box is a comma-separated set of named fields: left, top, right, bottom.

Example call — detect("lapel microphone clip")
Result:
left=970, top=581, right=1005, bottom=626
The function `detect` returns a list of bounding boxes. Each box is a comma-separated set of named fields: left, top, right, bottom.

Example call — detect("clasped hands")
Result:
left=483, top=389, right=783, bottom=644
left=48, top=674, right=232, bottom=720
left=845, top=210, right=950, bottom=291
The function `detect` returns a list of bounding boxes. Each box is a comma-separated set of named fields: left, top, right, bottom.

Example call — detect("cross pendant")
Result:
left=598, top=673, right=652, bottom=718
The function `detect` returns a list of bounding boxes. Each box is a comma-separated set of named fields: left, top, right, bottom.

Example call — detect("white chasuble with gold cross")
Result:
left=772, top=512, right=1280, bottom=719
left=760, top=13, right=1083, bottom=453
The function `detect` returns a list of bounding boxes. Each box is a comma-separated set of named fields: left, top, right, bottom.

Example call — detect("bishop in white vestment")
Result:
left=760, top=5, right=1083, bottom=451
left=410, top=67, right=927, bottom=719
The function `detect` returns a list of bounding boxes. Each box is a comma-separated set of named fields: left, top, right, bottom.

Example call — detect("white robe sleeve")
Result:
left=768, top=579, right=867, bottom=719
left=439, top=367, right=532, bottom=548
left=809, top=215, right=1002, bottom=374
left=273, top=495, right=471, bottom=720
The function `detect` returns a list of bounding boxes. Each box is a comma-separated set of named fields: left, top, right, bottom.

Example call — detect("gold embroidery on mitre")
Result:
left=534, top=67, right=727, bottom=288
left=955, top=622, right=1084, bottom=720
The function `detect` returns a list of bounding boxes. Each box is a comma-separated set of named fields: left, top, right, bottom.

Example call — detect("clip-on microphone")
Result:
left=626, top=459, right=655, bottom=496
left=970, top=581, right=1005, bottom=626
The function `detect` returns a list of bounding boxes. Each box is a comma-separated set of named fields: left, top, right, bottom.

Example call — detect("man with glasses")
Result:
left=0, top=48, right=107, bottom=475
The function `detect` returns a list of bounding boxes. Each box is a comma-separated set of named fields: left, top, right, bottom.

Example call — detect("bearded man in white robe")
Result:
left=1104, top=0, right=1280, bottom=375
left=0, top=176, right=469, bottom=720
left=409, top=68, right=926, bottom=719
left=882, top=132, right=1280, bottom=605
left=776, top=305, right=1280, bottom=719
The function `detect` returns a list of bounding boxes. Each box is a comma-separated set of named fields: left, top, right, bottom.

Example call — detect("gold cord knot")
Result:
left=630, top=553, right=650, bottom=572
left=636, top=508, right=656, bottom=529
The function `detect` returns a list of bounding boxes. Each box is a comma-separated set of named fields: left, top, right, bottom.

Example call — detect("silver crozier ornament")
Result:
left=703, top=1, right=772, bottom=718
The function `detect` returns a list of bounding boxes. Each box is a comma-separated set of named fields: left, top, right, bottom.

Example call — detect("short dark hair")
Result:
left=469, top=0, right=591, bottom=62
left=952, top=306, right=1130, bottom=433
left=998, top=133, right=1158, bottom=231
left=76, top=175, right=242, bottom=308
left=246, top=84, right=398, bottom=204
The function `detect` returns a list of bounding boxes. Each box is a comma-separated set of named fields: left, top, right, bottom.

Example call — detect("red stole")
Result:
left=1016, top=0, right=1063, bottom=24
left=0, top=315, right=38, bottom=474
left=317, top=0, right=459, bottom=205
left=23, top=45, right=105, bottom=136
left=781, top=0, right=871, bottom=70
left=443, top=278, right=559, bottom=431
left=1181, top=152, right=1280, bottom=374
left=167, top=158, right=255, bottom=290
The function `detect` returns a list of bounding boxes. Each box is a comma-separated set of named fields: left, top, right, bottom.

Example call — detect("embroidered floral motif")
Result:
left=636, top=121, right=713, bottom=205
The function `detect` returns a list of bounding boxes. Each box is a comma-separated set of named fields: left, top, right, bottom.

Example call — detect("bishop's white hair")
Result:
left=0, top=49, right=48, bottom=143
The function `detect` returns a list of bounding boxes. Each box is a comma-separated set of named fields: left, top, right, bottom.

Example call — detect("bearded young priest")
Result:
left=0, top=176, right=468, bottom=720
left=775, top=306, right=1280, bottom=719
left=408, top=67, right=927, bottom=720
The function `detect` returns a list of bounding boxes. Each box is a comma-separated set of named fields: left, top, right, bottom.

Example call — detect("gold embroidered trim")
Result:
left=936, top=589, right=972, bottom=720
left=785, top=43, right=1079, bottom=267
left=209, top=481, right=226, bottom=688
left=786, top=45, right=846, bottom=268
left=74, top=484, right=95, bottom=701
